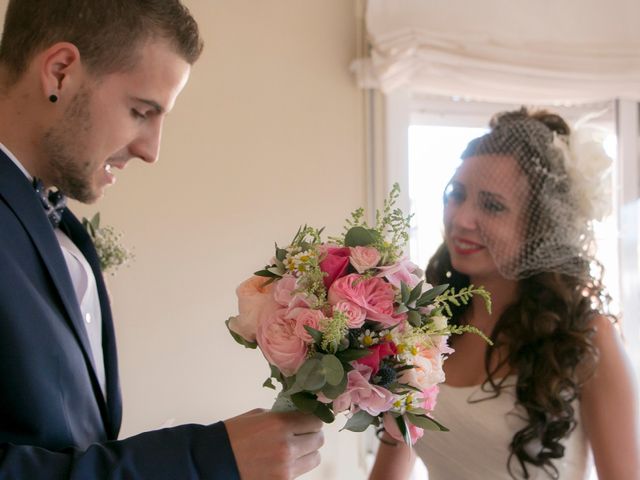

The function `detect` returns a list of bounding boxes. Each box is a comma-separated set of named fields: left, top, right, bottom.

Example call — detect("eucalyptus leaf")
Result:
left=341, top=410, right=376, bottom=433
left=272, top=395, right=296, bottom=412
left=405, top=413, right=449, bottom=432
left=91, top=212, right=100, bottom=229
left=291, top=392, right=319, bottom=414
left=314, top=402, right=335, bottom=423
left=225, top=318, right=258, bottom=349
left=321, top=354, right=344, bottom=386
left=295, top=358, right=326, bottom=391
left=344, top=226, right=376, bottom=247
left=321, top=371, right=348, bottom=399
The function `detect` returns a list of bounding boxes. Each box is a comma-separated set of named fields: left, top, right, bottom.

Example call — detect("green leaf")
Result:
left=225, top=318, right=257, bottom=349
left=407, top=310, right=422, bottom=327
left=313, top=402, right=335, bottom=423
left=291, top=392, right=319, bottom=414
left=320, top=354, right=344, bottom=386
left=304, top=325, right=324, bottom=345
left=395, top=304, right=409, bottom=314
left=400, top=282, right=410, bottom=304
left=91, top=212, right=101, bottom=229
left=416, top=284, right=450, bottom=306
left=295, top=358, right=326, bottom=391
left=263, top=377, right=276, bottom=389
left=336, top=348, right=371, bottom=362
left=275, top=246, right=288, bottom=262
left=405, top=413, right=449, bottom=432
left=395, top=415, right=412, bottom=445
left=254, top=268, right=280, bottom=278
left=321, top=371, right=348, bottom=399
left=341, top=410, right=376, bottom=433
left=344, top=226, right=376, bottom=247
left=408, top=281, right=424, bottom=304
left=272, top=395, right=296, bottom=412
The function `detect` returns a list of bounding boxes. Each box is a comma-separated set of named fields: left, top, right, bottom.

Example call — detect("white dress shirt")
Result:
left=0, top=142, right=107, bottom=398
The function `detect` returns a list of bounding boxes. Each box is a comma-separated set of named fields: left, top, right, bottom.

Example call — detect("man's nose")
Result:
left=129, top=122, right=162, bottom=164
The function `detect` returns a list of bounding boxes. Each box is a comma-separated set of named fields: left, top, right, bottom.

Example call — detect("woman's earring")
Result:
left=49, top=94, right=58, bottom=103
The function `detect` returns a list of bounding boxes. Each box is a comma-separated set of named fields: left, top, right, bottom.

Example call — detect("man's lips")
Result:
left=451, top=237, right=485, bottom=255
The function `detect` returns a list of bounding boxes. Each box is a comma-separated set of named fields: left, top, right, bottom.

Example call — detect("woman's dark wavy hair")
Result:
left=428, top=108, right=610, bottom=478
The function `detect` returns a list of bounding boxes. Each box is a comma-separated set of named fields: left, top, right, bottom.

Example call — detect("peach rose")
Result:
left=257, top=309, right=308, bottom=377
left=398, top=354, right=444, bottom=390
left=228, top=276, right=281, bottom=343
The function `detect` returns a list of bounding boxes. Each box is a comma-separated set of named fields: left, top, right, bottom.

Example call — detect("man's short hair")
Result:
left=0, top=0, right=203, bottom=83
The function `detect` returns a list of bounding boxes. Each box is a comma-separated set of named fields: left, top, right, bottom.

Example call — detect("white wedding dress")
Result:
left=413, top=378, right=594, bottom=479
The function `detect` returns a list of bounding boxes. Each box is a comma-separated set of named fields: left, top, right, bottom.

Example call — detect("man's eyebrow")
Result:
left=133, top=97, right=165, bottom=115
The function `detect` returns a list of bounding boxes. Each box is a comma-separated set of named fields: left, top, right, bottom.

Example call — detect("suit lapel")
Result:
left=0, top=152, right=115, bottom=431
left=60, top=211, right=122, bottom=439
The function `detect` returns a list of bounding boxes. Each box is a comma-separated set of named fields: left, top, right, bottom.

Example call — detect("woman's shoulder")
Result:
left=587, top=313, right=621, bottom=350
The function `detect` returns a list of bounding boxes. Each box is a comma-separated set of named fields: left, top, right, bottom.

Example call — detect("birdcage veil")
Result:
left=449, top=107, right=613, bottom=280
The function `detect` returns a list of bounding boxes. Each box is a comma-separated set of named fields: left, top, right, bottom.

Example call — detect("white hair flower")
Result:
left=553, top=126, right=613, bottom=223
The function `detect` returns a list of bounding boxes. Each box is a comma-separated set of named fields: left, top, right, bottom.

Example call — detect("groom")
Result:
left=0, top=1, right=323, bottom=478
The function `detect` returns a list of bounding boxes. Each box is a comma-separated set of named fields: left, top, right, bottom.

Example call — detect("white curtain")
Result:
left=353, top=0, right=640, bottom=104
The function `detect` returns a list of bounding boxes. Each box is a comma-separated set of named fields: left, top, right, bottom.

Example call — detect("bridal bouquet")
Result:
left=227, top=185, right=490, bottom=445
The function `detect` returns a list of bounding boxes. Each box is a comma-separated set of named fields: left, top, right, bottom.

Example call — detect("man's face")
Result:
left=42, top=40, right=191, bottom=203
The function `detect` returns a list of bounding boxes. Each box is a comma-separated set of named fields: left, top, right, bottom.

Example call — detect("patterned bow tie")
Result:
left=33, top=178, right=66, bottom=228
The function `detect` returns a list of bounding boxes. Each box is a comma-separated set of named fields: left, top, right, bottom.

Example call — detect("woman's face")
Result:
left=443, top=154, right=529, bottom=281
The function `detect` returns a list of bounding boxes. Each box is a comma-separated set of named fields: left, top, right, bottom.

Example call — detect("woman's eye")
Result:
left=481, top=198, right=506, bottom=213
left=444, top=185, right=465, bottom=204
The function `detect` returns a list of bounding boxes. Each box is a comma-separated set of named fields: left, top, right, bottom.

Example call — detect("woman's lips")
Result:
left=451, top=237, right=485, bottom=255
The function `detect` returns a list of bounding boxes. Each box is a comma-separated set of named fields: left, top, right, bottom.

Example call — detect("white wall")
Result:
left=0, top=1, right=369, bottom=478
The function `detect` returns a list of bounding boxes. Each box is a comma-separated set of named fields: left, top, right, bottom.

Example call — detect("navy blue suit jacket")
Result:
left=0, top=151, right=239, bottom=479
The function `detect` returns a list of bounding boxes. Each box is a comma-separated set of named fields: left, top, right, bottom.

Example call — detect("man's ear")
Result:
left=39, top=42, right=82, bottom=101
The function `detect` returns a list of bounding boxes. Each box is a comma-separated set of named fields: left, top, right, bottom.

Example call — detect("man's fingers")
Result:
left=291, top=450, right=322, bottom=478
left=284, top=411, right=324, bottom=434
left=291, top=430, right=324, bottom=458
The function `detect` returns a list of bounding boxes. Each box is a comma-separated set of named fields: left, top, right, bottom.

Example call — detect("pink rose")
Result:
left=420, top=385, right=439, bottom=412
left=257, top=309, right=307, bottom=376
left=274, top=275, right=316, bottom=308
left=349, top=246, right=381, bottom=273
left=354, top=342, right=397, bottom=376
left=288, top=307, right=326, bottom=343
left=319, top=247, right=351, bottom=289
left=383, top=413, right=424, bottom=445
left=228, top=276, right=281, bottom=343
left=332, top=301, right=366, bottom=328
left=332, top=364, right=395, bottom=416
left=376, top=258, right=422, bottom=289
left=328, top=274, right=405, bottom=327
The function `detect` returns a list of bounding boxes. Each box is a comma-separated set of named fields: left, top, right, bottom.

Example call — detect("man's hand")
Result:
left=224, top=409, right=324, bottom=480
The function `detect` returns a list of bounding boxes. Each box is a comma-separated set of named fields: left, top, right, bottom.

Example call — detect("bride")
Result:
left=369, top=108, right=639, bottom=479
